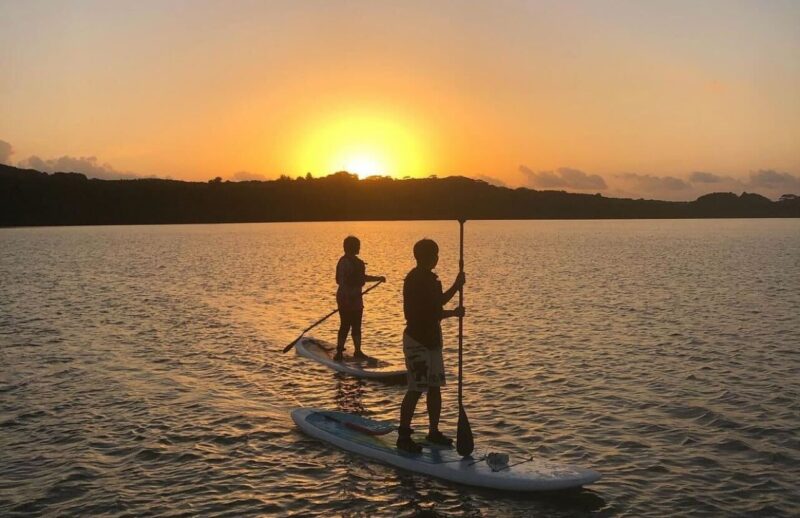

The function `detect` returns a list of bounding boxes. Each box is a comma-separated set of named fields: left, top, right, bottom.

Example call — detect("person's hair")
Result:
left=343, top=236, right=360, bottom=254
left=413, top=239, right=439, bottom=262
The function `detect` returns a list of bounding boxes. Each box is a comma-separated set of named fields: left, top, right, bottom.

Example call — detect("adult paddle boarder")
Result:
left=396, top=234, right=466, bottom=454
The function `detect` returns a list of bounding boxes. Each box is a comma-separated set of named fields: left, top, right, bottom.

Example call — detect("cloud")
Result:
left=689, top=171, right=725, bottom=183
left=17, top=154, right=138, bottom=180
left=230, top=170, right=268, bottom=181
left=747, top=170, right=800, bottom=193
left=611, top=170, right=798, bottom=201
left=520, top=166, right=607, bottom=190
left=474, top=174, right=506, bottom=187
left=617, top=173, right=690, bottom=193
left=0, top=140, right=13, bottom=164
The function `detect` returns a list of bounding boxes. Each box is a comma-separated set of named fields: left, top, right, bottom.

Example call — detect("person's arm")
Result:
left=442, top=272, right=466, bottom=305
left=442, top=306, right=465, bottom=319
left=365, top=274, right=386, bottom=282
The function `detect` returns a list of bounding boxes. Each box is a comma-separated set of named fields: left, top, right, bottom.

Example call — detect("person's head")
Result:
left=413, top=238, right=439, bottom=270
left=343, top=236, right=360, bottom=255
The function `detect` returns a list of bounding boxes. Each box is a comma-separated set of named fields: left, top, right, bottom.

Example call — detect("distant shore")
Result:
left=2, top=165, right=798, bottom=227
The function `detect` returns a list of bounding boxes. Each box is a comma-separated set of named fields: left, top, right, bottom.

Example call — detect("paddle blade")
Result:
left=456, top=405, right=474, bottom=456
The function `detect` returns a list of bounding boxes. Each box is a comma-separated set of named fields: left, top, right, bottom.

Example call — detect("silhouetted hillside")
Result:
left=1, top=165, right=798, bottom=226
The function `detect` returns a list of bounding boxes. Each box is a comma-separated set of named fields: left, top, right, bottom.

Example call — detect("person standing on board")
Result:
left=334, top=236, right=386, bottom=362
left=397, top=238, right=465, bottom=453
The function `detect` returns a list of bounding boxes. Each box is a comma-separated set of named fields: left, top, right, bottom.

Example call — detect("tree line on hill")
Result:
left=1, top=164, right=798, bottom=227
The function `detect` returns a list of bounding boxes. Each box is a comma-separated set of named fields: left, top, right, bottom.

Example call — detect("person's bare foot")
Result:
left=426, top=429, right=453, bottom=446
left=397, top=435, right=422, bottom=453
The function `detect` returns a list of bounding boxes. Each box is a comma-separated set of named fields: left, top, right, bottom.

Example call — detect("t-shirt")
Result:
left=403, top=267, right=443, bottom=349
left=336, top=255, right=366, bottom=310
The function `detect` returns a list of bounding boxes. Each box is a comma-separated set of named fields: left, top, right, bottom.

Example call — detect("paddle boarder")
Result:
left=334, top=236, right=386, bottom=362
left=397, top=238, right=465, bottom=453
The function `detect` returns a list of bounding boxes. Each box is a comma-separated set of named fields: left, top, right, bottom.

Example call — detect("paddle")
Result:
left=282, top=280, right=384, bottom=353
left=456, top=218, right=475, bottom=457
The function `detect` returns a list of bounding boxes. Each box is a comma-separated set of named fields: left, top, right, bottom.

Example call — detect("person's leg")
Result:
left=424, top=346, right=452, bottom=445
left=399, top=333, right=427, bottom=453
left=352, top=307, right=365, bottom=358
left=398, top=389, right=423, bottom=453
left=335, top=309, right=352, bottom=361
left=426, top=386, right=441, bottom=433
left=400, top=390, right=421, bottom=428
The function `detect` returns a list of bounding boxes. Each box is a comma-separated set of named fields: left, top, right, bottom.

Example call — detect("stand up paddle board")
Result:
left=294, top=337, right=406, bottom=379
left=292, top=408, right=601, bottom=491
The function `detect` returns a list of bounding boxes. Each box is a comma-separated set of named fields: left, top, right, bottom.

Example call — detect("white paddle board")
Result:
left=292, top=408, right=601, bottom=491
left=295, top=337, right=406, bottom=379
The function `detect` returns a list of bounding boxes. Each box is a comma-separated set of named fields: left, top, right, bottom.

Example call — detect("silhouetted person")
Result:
left=335, top=236, right=385, bottom=362
left=397, top=238, right=465, bottom=453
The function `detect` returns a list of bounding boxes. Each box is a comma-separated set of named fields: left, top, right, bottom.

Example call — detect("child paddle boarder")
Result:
left=397, top=238, right=465, bottom=453
left=334, top=236, right=385, bottom=362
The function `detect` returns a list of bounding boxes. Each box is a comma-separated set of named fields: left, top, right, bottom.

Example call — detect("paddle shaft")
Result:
left=282, top=280, right=384, bottom=353
left=458, top=221, right=464, bottom=406
left=456, top=219, right=475, bottom=456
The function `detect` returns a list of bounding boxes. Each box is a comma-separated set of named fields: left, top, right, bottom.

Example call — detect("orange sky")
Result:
left=1, top=1, right=799, bottom=200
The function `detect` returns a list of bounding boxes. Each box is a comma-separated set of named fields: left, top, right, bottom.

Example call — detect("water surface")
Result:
left=1, top=220, right=799, bottom=516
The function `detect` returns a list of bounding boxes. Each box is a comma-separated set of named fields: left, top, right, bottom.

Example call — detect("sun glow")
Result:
left=292, top=109, right=430, bottom=179
left=344, top=155, right=384, bottom=178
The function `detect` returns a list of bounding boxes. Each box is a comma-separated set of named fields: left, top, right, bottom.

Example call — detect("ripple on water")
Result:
left=1, top=220, right=799, bottom=516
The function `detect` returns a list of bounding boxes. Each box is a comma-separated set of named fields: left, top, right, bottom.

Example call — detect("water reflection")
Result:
left=394, top=470, right=482, bottom=517
left=334, top=373, right=368, bottom=415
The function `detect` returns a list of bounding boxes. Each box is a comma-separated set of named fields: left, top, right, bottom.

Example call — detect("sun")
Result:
left=291, top=107, right=429, bottom=179
left=344, top=155, right=384, bottom=178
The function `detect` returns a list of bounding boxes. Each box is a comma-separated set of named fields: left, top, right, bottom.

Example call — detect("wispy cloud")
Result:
left=0, top=140, right=13, bottom=164
left=520, top=166, right=607, bottom=190
left=615, top=170, right=799, bottom=200
left=617, top=173, right=690, bottom=193
left=230, top=170, right=268, bottom=181
left=18, top=154, right=138, bottom=180
left=689, top=171, right=727, bottom=183
left=747, top=170, right=800, bottom=193
left=474, top=174, right=506, bottom=187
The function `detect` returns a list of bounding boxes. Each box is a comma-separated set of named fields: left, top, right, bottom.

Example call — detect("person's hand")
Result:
left=453, top=306, right=465, bottom=318
left=378, top=276, right=387, bottom=283
left=454, top=272, right=466, bottom=289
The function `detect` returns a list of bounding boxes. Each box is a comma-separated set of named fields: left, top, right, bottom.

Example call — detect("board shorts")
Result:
left=403, top=332, right=446, bottom=392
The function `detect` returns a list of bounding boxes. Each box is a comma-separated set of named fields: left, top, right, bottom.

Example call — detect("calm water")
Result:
left=1, top=220, right=799, bottom=517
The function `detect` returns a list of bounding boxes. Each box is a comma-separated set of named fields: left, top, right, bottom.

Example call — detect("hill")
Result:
left=1, top=165, right=798, bottom=226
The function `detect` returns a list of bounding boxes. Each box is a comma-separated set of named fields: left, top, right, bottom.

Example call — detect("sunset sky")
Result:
left=1, top=0, right=799, bottom=200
